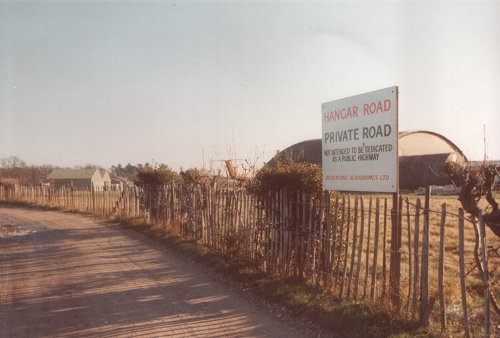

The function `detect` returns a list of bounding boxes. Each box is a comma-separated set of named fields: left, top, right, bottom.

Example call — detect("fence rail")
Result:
left=1, top=183, right=497, bottom=336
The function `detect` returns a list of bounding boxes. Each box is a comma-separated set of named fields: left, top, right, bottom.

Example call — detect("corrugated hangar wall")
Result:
left=267, top=131, right=466, bottom=190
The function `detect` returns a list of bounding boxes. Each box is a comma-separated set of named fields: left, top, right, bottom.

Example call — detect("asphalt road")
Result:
left=0, top=206, right=305, bottom=338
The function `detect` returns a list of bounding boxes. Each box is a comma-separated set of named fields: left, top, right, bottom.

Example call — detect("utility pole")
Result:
left=483, top=124, right=487, bottom=163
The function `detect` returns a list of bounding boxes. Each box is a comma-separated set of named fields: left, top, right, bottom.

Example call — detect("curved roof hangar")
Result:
left=267, top=131, right=467, bottom=190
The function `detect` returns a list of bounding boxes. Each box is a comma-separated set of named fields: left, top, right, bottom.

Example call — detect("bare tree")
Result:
left=447, top=162, right=500, bottom=237
left=0, top=155, right=27, bottom=179
left=446, top=161, right=500, bottom=314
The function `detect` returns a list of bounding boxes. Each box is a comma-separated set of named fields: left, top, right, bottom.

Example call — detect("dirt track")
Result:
left=0, top=206, right=305, bottom=338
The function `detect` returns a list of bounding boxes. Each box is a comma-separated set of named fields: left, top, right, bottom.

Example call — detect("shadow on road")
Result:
left=0, top=207, right=292, bottom=337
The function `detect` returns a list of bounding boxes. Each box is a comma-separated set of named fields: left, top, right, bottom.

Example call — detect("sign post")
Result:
left=321, top=86, right=400, bottom=306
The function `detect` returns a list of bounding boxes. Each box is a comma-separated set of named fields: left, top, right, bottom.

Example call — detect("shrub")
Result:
left=180, top=168, right=212, bottom=186
left=135, top=165, right=180, bottom=187
left=247, top=159, right=322, bottom=199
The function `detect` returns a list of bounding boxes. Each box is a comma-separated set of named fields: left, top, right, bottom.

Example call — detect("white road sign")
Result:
left=322, top=86, right=398, bottom=192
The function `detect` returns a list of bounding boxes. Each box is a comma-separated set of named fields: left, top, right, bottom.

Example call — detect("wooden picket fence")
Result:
left=0, top=185, right=122, bottom=216
left=0, top=183, right=497, bottom=336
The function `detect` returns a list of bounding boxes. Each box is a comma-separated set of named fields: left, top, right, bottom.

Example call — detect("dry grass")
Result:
left=331, top=193, right=499, bottom=336
left=396, top=194, right=498, bottom=336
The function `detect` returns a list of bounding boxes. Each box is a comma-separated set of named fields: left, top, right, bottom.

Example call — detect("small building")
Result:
left=48, top=168, right=111, bottom=190
left=110, top=175, right=134, bottom=191
left=99, top=169, right=111, bottom=187
left=267, top=131, right=467, bottom=190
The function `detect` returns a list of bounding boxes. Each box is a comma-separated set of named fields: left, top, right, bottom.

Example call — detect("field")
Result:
left=396, top=194, right=499, bottom=335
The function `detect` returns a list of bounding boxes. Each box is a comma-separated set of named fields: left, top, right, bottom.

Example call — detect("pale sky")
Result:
left=1, top=1, right=499, bottom=170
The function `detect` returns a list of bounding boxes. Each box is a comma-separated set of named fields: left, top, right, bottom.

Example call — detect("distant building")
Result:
left=48, top=168, right=111, bottom=190
left=98, top=169, right=111, bottom=184
left=110, top=175, right=134, bottom=191
left=398, top=131, right=467, bottom=190
left=267, top=131, right=467, bottom=190
left=469, top=160, right=500, bottom=188
left=468, top=160, right=500, bottom=168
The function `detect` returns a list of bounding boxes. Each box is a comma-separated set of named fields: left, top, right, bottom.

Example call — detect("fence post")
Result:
left=306, top=195, right=314, bottom=281
left=346, top=196, right=358, bottom=300
left=381, top=198, right=388, bottom=302
left=478, top=211, right=490, bottom=337
left=412, top=198, right=421, bottom=316
left=390, top=190, right=401, bottom=309
left=354, top=196, right=365, bottom=300
left=370, top=197, right=380, bottom=302
left=420, top=186, right=431, bottom=319
left=293, top=192, right=300, bottom=276
left=339, top=196, right=351, bottom=300
left=91, top=184, right=96, bottom=212
left=458, top=208, right=471, bottom=338
left=363, top=196, right=373, bottom=300
left=316, top=197, right=324, bottom=287
left=324, top=190, right=332, bottom=286
left=405, top=197, right=412, bottom=314
left=299, top=192, right=307, bottom=278
left=281, top=189, right=288, bottom=277
left=438, top=203, right=446, bottom=334
left=335, top=195, right=346, bottom=290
